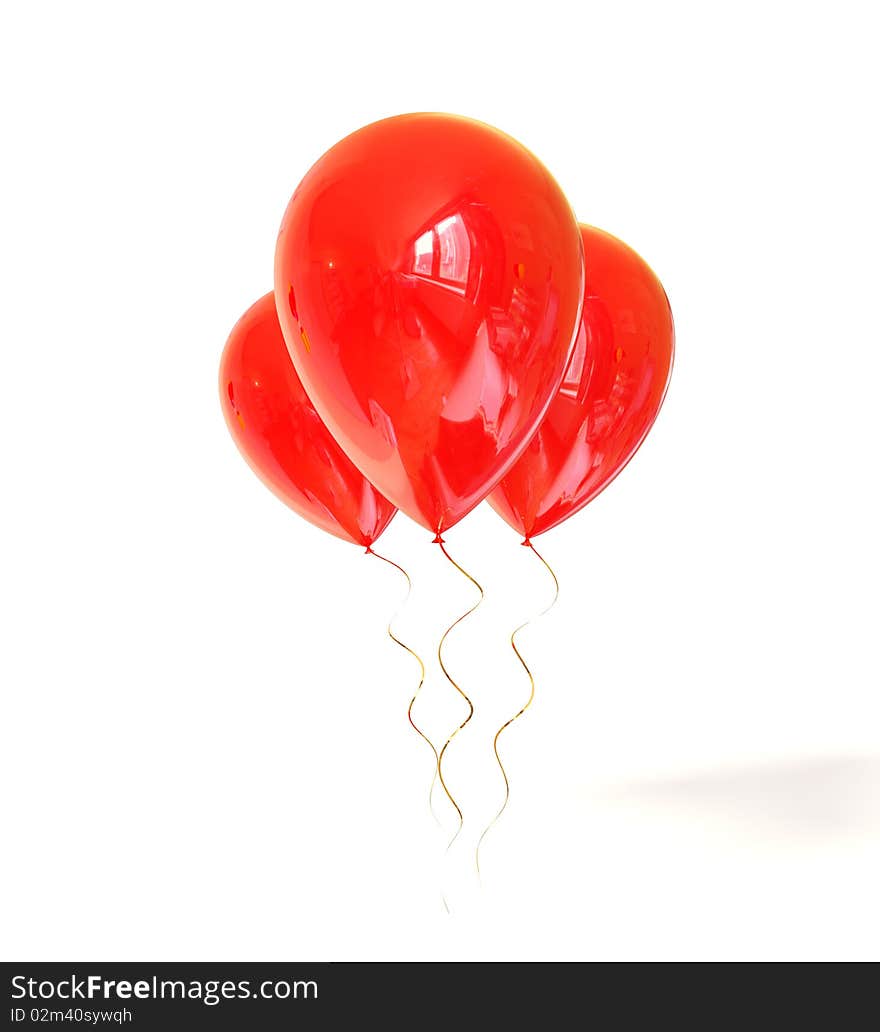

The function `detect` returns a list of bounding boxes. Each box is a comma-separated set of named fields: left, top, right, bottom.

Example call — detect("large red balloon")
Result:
left=219, top=293, right=396, bottom=547
left=274, top=113, right=584, bottom=537
left=489, top=225, right=674, bottom=539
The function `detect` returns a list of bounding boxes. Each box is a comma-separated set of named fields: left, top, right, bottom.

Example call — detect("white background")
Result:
left=2, top=1, right=878, bottom=961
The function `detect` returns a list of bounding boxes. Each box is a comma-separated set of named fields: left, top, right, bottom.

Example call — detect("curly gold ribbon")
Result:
left=367, top=547, right=441, bottom=826
left=476, top=539, right=559, bottom=876
left=435, top=539, right=484, bottom=854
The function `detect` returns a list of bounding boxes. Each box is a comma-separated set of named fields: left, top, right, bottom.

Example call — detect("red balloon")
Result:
left=274, top=113, right=584, bottom=537
left=489, top=225, right=674, bottom=539
left=219, top=293, right=396, bottom=547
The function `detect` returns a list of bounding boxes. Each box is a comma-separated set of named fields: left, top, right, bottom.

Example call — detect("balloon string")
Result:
left=476, top=539, right=559, bottom=877
left=367, top=547, right=442, bottom=827
left=436, top=539, right=484, bottom=855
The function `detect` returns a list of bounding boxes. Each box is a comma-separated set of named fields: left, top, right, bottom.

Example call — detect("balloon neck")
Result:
left=432, top=533, right=445, bottom=544
left=521, top=537, right=532, bottom=547
left=364, top=544, right=374, bottom=555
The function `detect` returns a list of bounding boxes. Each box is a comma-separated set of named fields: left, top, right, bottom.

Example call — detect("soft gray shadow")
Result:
left=599, top=754, right=880, bottom=844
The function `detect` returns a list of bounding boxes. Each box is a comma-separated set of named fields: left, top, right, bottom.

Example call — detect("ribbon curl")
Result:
left=476, top=540, right=559, bottom=876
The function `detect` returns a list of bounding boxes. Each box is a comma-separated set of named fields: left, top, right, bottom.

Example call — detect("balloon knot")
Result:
left=432, top=533, right=445, bottom=544
left=521, top=537, right=532, bottom=547
left=364, top=544, right=374, bottom=555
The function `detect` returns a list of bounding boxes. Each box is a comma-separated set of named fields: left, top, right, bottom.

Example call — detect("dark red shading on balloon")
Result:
left=274, top=113, right=584, bottom=536
left=219, top=293, right=396, bottom=547
left=489, top=225, right=674, bottom=539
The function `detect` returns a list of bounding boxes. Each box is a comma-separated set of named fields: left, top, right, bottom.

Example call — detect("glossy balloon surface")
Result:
left=275, top=113, right=584, bottom=536
left=489, top=225, right=674, bottom=539
left=219, top=293, right=396, bottom=547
